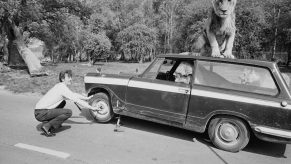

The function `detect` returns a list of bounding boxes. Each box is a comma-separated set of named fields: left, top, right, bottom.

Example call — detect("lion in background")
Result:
left=192, top=0, right=237, bottom=59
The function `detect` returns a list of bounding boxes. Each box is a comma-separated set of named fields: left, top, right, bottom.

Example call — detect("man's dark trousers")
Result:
left=35, top=101, right=72, bottom=130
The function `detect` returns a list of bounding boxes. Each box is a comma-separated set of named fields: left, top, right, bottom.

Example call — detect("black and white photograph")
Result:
left=0, top=0, right=291, bottom=163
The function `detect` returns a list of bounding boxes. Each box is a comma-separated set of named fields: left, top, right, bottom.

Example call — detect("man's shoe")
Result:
left=41, top=126, right=56, bottom=137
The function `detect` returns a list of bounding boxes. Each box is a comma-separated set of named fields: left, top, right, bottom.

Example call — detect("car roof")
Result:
left=157, top=53, right=276, bottom=68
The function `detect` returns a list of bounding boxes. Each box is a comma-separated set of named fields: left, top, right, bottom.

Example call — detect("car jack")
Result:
left=114, top=115, right=123, bottom=132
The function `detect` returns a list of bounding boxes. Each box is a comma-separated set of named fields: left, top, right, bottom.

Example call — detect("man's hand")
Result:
left=91, top=106, right=108, bottom=115
left=87, top=95, right=94, bottom=100
left=82, top=95, right=93, bottom=101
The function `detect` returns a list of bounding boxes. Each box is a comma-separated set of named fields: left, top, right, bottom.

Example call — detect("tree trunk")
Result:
left=287, top=45, right=291, bottom=67
left=88, top=51, right=93, bottom=66
left=5, top=20, right=46, bottom=76
left=7, top=40, right=26, bottom=68
left=272, top=8, right=280, bottom=59
left=169, top=7, right=173, bottom=53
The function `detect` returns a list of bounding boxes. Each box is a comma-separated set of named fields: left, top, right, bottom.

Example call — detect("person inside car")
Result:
left=174, top=61, right=193, bottom=84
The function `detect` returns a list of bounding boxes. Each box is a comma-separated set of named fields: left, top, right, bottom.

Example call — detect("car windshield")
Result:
left=194, top=61, right=279, bottom=96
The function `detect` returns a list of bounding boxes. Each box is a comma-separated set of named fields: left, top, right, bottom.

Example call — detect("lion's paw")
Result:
left=191, top=52, right=201, bottom=56
left=179, top=52, right=191, bottom=55
left=211, top=49, right=221, bottom=58
left=222, top=51, right=235, bottom=59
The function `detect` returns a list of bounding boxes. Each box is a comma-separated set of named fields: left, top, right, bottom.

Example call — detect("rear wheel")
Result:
left=89, top=92, right=114, bottom=123
left=208, top=116, right=250, bottom=152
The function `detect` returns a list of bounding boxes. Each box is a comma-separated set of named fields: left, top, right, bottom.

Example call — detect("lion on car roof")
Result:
left=193, top=0, right=237, bottom=59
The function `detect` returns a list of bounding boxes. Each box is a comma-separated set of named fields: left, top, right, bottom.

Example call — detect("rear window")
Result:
left=194, top=61, right=278, bottom=96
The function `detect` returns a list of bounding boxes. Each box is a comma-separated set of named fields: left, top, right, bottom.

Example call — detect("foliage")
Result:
left=117, top=23, right=156, bottom=62
left=83, top=30, right=112, bottom=63
left=1, top=0, right=291, bottom=63
left=235, top=2, right=266, bottom=59
left=175, top=0, right=211, bottom=52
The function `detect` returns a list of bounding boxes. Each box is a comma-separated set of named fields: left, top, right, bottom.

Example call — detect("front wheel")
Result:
left=208, top=116, right=250, bottom=152
left=89, top=92, right=114, bottom=123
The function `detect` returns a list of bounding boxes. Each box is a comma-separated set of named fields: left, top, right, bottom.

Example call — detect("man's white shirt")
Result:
left=35, top=83, right=78, bottom=109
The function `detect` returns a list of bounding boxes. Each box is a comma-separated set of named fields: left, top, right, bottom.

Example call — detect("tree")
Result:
left=235, top=4, right=266, bottom=59
left=275, top=0, right=291, bottom=65
left=2, top=0, right=290, bottom=65
left=36, top=0, right=92, bottom=62
left=175, top=0, right=210, bottom=52
left=0, top=0, right=46, bottom=76
left=117, top=23, right=156, bottom=62
left=82, top=31, right=112, bottom=65
left=153, top=0, right=182, bottom=53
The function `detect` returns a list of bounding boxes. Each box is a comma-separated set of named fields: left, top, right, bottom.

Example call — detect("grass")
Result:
left=0, top=62, right=150, bottom=95
left=1, top=61, right=291, bottom=95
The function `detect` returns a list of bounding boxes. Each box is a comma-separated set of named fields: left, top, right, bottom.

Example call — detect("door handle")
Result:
left=281, top=101, right=288, bottom=107
left=178, top=88, right=190, bottom=94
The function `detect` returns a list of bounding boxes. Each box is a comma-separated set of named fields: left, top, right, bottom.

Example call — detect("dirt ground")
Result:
left=1, top=61, right=291, bottom=95
left=0, top=62, right=150, bottom=94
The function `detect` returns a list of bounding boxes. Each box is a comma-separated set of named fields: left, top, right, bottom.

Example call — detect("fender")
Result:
left=185, top=110, right=250, bottom=133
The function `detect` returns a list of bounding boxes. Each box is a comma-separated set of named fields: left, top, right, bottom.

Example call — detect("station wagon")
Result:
left=84, top=54, right=291, bottom=152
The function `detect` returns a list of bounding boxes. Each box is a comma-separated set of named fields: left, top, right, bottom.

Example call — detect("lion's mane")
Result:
left=193, top=0, right=237, bottom=58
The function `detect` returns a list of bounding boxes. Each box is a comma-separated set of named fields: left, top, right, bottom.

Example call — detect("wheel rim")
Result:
left=218, top=122, right=239, bottom=143
left=92, top=100, right=109, bottom=116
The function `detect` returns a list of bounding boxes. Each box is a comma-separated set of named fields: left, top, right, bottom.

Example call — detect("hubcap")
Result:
left=93, top=100, right=109, bottom=115
left=219, top=123, right=239, bottom=142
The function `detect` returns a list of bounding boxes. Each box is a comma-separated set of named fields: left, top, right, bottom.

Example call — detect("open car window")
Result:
left=142, top=58, right=165, bottom=79
left=142, top=58, right=194, bottom=84
left=142, top=58, right=176, bottom=81
left=194, top=61, right=279, bottom=96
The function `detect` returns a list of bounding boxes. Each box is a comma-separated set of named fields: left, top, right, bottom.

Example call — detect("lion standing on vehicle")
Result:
left=193, top=0, right=237, bottom=58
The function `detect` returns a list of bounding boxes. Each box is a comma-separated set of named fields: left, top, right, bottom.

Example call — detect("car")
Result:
left=84, top=54, right=291, bottom=152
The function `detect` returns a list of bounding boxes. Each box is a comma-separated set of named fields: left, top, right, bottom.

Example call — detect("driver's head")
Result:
left=175, top=61, right=193, bottom=76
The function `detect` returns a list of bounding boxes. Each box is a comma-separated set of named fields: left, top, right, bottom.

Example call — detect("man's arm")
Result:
left=74, top=93, right=93, bottom=100
left=61, top=85, right=98, bottom=110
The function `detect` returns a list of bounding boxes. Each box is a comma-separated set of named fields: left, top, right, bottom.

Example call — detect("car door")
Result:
left=125, top=57, right=193, bottom=124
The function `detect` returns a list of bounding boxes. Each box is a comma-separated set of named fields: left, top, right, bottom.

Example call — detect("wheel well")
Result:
left=205, top=114, right=252, bottom=134
left=88, top=88, right=110, bottom=97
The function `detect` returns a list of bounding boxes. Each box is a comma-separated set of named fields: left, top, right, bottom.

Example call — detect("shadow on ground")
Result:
left=244, top=137, right=287, bottom=158
left=113, top=115, right=287, bottom=158
left=36, top=123, right=71, bottom=134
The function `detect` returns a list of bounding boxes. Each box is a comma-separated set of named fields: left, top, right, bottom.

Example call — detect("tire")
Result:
left=208, top=116, right=250, bottom=152
left=89, top=92, right=114, bottom=123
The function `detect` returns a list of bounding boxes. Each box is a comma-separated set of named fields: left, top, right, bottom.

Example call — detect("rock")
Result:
left=0, top=62, right=11, bottom=73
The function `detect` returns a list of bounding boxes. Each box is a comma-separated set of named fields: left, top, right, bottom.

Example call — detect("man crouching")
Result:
left=34, top=70, right=103, bottom=137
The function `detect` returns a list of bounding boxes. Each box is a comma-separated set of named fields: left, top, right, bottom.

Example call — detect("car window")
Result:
left=142, top=58, right=165, bottom=79
left=143, top=58, right=177, bottom=81
left=142, top=58, right=194, bottom=84
left=194, top=61, right=278, bottom=96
